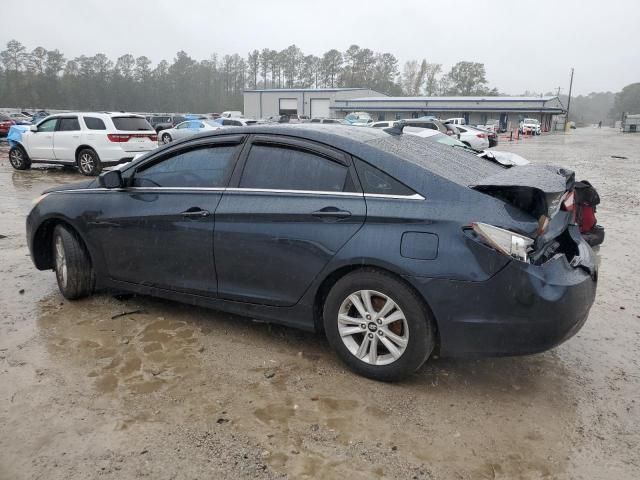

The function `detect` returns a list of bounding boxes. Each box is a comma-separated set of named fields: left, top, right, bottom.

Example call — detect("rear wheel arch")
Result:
left=313, top=264, right=440, bottom=346
left=74, top=144, right=97, bottom=160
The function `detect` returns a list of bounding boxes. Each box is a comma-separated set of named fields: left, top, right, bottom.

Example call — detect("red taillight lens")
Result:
left=149, top=134, right=157, bottom=142
left=476, top=133, right=486, bottom=138
left=107, top=134, right=131, bottom=142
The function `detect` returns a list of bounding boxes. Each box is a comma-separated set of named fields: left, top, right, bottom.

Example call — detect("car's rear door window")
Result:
left=84, top=117, right=106, bottom=130
left=57, top=117, right=80, bottom=131
left=112, top=116, right=153, bottom=131
left=239, top=144, right=351, bottom=192
left=133, top=145, right=238, bottom=188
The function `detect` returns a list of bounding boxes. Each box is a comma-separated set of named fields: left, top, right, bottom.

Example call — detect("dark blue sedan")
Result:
left=25, top=124, right=597, bottom=381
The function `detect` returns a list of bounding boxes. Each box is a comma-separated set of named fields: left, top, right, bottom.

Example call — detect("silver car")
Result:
left=159, top=119, right=224, bottom=144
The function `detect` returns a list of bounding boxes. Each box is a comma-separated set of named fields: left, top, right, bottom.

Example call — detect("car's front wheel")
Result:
left=77, top=148, right=102, bottom=176
left=323, top=269, right=435, bottom=381
left=53, top=224, right=94, bottom=299
left=161, top=132, right=172, bottom=144
left=9, top=146, right=31, bottom=170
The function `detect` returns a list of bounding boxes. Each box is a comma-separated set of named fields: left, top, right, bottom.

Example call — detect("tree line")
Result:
left=0, top=40, right=497, bottom=113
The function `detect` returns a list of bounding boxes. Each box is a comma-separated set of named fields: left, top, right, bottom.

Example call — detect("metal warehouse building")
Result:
left=243, top=88, right=566, bottom=132
left=243, top=88, right=383, bottom=119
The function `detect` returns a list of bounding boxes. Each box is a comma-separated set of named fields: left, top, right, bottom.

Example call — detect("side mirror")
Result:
left=30, top=125, right=37, bottom=132
left=98, top=170, right=124, bottom=189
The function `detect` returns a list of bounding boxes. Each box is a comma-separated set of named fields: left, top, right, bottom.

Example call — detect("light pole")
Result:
left=565, top=68, right=574, bottom=131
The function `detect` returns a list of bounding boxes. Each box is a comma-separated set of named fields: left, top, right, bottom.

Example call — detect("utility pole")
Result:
left=565, top=68, right=574, bottom=128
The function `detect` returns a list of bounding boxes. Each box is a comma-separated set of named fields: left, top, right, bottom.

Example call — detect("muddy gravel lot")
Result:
left=0, top=127, right=638, bottom=480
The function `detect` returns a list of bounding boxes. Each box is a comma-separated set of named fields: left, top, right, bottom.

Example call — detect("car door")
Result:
left=91, top=136, right=244, bottom=296
left=28, top=117, right=57, bottom=159
left=53, top=116, right=81, bottom=162
left=214, top=135, right=366, bottom=307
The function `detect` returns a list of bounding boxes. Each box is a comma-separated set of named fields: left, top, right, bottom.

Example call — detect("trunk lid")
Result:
left=472, top=164, right=574, bottom=223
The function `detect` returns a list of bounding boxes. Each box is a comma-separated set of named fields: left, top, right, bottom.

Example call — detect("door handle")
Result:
left=312, top=207, right=352, bottom=219
left=181, top=208, right=210, bottom=218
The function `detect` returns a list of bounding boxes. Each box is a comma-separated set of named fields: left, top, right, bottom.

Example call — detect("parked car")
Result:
left=26, top=124, right=597, bottom=381
left=30, top=111, right=50, bottom=124
left=343, top=112, right=373, bottom=125
left=145, top=114, right=187, bottom=133
left=477, top=119, right=501, bottom=133
left=474, top=126, right=498, bottom=147
left=159, top=119, right=224, bottom=144
left=444, top=117, right=466, bottom=125
left=444, top=123, right=461, bottom=139
left=8, top=112, right=32, bottom=125
left=520, top=118, right=541, bottom=135
left=372, top=119, right=452, bottom=136
left=213, top=118, right=259, bottom=127
left=220, top=111, right=243, bottom=118
left=0, top=113, right=15, bottom=136
left=454, top=125, right=491, bottom=150
left=287, top=114, right=310, bottom=123
left=265, top=115, right=290, bottom=123
left=9, top=112, right=157, bottom=176
left=310, top=118, right=343, bottom=124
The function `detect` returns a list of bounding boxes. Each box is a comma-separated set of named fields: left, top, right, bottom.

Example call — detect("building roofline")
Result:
left=335, top=96, right=559, bottom=103
left=244, top=87, right=374, bottom=93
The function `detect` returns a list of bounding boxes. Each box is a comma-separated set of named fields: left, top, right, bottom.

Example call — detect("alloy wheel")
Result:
left=162, top=134, right=171, bottom=144
left=79, top=153, right=94, bottom=173
left=337, top=290, right=409, bottom=366
left=55, top=236, right=68, bottom=288
left=9, top=149, right=23, bottom=168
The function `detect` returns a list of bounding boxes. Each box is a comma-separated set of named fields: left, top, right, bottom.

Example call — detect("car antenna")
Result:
left=383, top=120, right=406, bottom=136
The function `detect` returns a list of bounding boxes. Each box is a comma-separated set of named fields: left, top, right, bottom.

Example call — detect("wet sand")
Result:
left=0, top=127, right=638, bottom=479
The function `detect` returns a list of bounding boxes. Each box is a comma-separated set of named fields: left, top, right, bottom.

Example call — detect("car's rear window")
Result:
left=112, top=116, right=153, bottom=131
left=152, top=116, right=171, bottom=123
left=366, top=134, right=505, bottom=186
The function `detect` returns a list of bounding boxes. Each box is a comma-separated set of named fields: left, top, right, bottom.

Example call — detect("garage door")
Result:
left=279, top=98, right=298, bottom=115
left=310, top=99, right=330, bottom=118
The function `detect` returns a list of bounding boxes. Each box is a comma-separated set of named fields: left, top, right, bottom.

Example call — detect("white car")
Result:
left=519, top=118, right=541, bottom=135
left=405, top=127, right=529, bottom=166
left=310, top=118, right=344, bottom=124
left=370, top=120, right=396, bottom=128
left=159, top=119, right=225, bottom=144
left=452, top=125, right=490, bottom=150
left=220, top=111, right=243, bottom=118
left=8, top=112, right=157, bottom=175
left=444, top=117, right=466, bottom=125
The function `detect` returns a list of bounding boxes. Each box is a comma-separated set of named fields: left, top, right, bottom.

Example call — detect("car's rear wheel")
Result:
left=77, top=148, right=102, bottom=176
left=9, top=146, right=31, bottom=170
left=323, top=269, right=435, bottom=381
left=161, top=132, right=172, bottom=144
left=53, top=224, right=94, bottom=299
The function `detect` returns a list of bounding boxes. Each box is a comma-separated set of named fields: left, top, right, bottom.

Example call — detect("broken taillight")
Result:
left=561, top=190, right=577, bottom=222
left=471, top=222, right=534, bottom=262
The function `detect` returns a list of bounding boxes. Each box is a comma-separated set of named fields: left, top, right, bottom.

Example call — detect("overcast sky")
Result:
left=2, top=0, right=639, bottom=95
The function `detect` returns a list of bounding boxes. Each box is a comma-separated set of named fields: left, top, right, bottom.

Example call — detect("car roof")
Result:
left=142, top=124, right=505, bottom=193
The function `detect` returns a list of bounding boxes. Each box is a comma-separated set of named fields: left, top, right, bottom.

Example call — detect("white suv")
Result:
left=8, top=112, right=158, bottom=176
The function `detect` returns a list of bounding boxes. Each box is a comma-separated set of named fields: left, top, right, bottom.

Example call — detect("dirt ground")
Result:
left=0, top=127, right=638, bottom=480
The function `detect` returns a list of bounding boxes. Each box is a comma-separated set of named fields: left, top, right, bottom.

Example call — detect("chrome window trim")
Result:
left=224, top=187, right=363, bottom=197
left=56, top=187, right=425, bottom=200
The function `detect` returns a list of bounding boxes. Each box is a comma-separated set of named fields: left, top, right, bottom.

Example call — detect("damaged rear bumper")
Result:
left=407, top=225, right=598, bottom=357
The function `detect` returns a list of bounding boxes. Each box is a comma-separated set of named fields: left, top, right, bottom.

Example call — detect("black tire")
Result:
left=323, top=269, right=435, bottom=382
left=9, top=146, right=31, bottom=170
left=76, top=148, right=102, bottom=176
left=52, top=224, right=95, bottom=299
left=161, top=132, right=172, bottom=144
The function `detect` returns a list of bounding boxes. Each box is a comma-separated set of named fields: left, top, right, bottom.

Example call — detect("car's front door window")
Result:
left=133, top=145, right=238, bottom=188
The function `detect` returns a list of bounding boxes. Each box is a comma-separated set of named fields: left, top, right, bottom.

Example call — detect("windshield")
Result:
left=524, top=118, right=539, bottom=124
